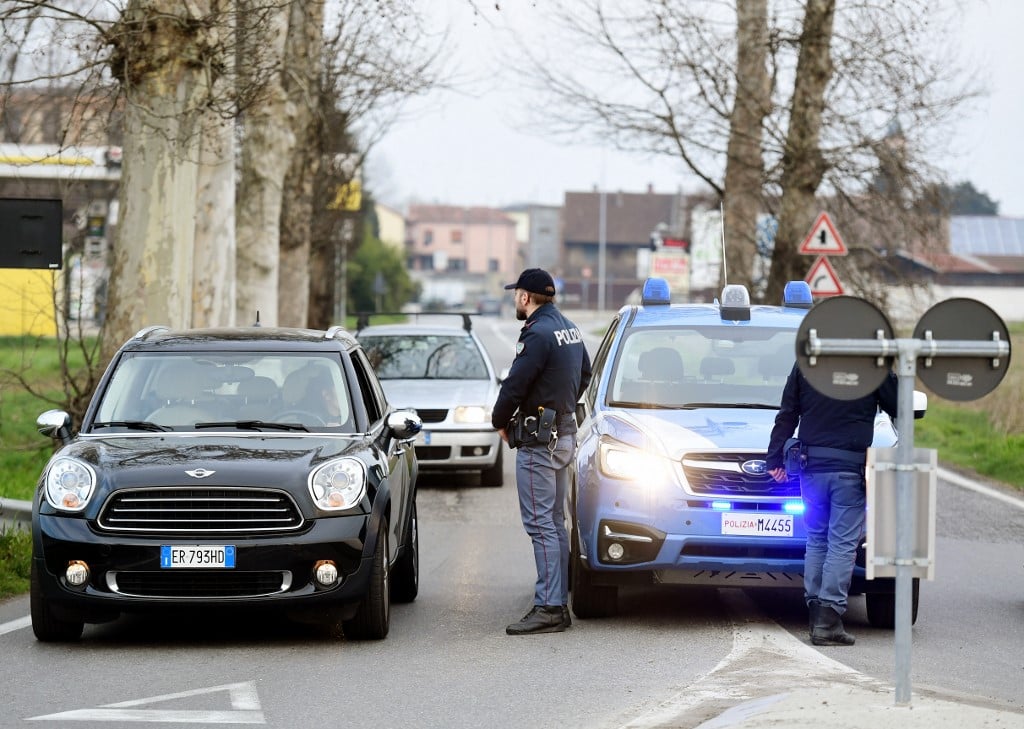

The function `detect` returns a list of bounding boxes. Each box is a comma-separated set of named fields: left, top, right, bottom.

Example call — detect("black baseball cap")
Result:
left=503, top=268, right=556, bottom=296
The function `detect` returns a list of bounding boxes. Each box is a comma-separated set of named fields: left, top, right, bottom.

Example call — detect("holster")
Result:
left=506, top=407, right=558, bottom=449
left=783, top=438, right=804, bottom=476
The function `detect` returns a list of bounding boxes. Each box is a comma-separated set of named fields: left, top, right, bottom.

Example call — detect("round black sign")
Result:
left=795, top=296, right=895, bottom=400
left=913, top=298, right=1011, bottom=401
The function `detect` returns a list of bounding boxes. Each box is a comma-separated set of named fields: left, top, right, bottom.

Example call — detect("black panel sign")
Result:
left=795, top=296, right=895, bottom=400
left=912, top=298, right=1010, bottom=401
left=0, top=198, right=63, bottom=270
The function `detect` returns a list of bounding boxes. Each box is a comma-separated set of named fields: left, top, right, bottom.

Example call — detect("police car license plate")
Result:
left=720, top=513, right=793, bottom=537
left=160, top=545, right=236, bottom=569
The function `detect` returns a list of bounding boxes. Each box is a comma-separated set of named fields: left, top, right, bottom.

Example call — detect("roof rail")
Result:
left=132, top=325, right=170, bottom=340
left=324, top=325, right=346, bottom=340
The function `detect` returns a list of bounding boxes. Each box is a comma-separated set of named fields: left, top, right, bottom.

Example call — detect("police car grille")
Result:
left=97, top=487, right=304, bottom=535
left=416, top=409, right=448, bottom=423
left=682, top=453, right=800, bottom=498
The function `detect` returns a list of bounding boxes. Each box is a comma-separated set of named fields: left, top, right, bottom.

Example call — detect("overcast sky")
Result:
left=369, top=1, right=1024, bottom=217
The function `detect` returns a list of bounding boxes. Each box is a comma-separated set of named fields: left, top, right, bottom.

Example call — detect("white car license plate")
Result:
left=720, top=513, right=793, bottom=537
left=160, top=545, right=236, bottom=569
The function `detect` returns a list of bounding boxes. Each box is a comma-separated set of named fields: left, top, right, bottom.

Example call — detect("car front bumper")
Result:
left=414, top=428, right=501, bottom=471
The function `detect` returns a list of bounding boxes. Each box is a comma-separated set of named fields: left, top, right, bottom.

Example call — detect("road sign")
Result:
left=799, top=212, right=847, bottom=255
left=804, top=255, right=844, bottom=297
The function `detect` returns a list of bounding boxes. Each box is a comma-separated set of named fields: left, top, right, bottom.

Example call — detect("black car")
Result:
left=31, top=325, right=422, bottom=641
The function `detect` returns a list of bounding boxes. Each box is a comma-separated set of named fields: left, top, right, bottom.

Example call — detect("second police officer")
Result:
left=491, top=268, right=592, bottom=635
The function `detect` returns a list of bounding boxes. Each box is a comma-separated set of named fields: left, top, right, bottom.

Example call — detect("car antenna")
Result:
left=719, top=200, right=728, bottom=287
left=254, top=310, right=262, bottom=327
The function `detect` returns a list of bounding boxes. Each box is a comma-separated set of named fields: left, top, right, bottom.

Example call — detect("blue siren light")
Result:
left=783, top=281, right=813, bottom=308
left=711, top=500, right=733, bottom=511
left=783, top=500, right=805, bottom=514
left=641, top=277, right=671, bottom=306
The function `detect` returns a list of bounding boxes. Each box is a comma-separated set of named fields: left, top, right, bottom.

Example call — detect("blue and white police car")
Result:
left=570, top=278, right=922, bottom=628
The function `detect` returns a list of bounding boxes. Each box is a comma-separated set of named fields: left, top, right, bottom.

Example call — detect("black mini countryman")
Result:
left=31, top=325, right=422, bottom=641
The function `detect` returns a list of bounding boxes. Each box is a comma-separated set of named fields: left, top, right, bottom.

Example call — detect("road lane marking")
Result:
left=0, top=615, right=30, bottom=636
left=27, top=681, right=265, bottom=724
left=937, top=467, right=1024, bottom=511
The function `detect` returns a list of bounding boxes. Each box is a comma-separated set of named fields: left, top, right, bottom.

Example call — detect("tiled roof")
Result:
left=407, top=205, right=515, bottom=226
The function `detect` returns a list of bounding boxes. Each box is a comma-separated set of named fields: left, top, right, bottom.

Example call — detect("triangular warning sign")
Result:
left=27, top=682, right=265, bottom=724
left=805, top=256, right=844, bottom=297
left=799, top=212, right=847, bottom=256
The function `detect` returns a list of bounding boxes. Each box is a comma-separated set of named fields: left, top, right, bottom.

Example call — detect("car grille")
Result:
left=682, top=453, right=800, bottom=498
left=108, top=570, right=291, bottom=598
left=415, top=446, right=451, bottom=461
left=97, top=487, right=304, bottom=535
left=415, top=408, right=448, bottom=423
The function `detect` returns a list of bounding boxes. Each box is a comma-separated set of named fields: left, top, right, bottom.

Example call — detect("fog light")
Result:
left=65, top=560, right=90, bottom=587
left=607, top=542, right=625, bottom=561
left=314, top=560, right=338, bottom=586
left=473, top=447, right=483, bottom=456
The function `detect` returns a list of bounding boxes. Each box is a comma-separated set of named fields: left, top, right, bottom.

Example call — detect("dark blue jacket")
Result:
left=491, top=303, right=592, bottom=434
left=765, top=364, right=898, bottom=473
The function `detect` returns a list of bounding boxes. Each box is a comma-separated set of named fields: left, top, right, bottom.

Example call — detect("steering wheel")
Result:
left=276, top=410, right=327, bottom=426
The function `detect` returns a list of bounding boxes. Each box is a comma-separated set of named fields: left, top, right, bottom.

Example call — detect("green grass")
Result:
left=0, top=527, right=32, bottom=599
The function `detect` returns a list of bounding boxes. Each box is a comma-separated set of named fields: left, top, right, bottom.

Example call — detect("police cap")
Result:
left=504, top=268, right=556, bottom=296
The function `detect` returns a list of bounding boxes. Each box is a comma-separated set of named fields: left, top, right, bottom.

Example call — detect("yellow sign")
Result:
left=328, top=180, right=362, bottom=212
left=0, top=270, right=56, bottom=336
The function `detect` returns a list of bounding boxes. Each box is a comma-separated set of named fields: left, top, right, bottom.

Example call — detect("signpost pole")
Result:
left=893, top=340, right=919, bottom=705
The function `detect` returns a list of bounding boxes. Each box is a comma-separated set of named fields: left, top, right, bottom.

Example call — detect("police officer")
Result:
left=765, top=363, right=898, bottom=646
left=492, top=268, right=592, bottom=635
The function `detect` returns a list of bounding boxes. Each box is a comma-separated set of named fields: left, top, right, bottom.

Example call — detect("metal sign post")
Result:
left=796, top=296, right=1010, bottom=706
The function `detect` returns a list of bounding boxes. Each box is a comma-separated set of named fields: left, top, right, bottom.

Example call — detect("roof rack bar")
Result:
left=353, top=311, right=474, bottom=333
left=324, top=325, right=346, bottom=340
left=132, top=325, right=169, bottom=340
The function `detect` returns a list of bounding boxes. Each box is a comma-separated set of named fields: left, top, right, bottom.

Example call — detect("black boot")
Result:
left=806, top=598, right=820, bottom=636
left=506, top=605, right=567, bottom=635
left=811, top=605, right=855, bottom=646
left=561, top=605, right=572, bottom=628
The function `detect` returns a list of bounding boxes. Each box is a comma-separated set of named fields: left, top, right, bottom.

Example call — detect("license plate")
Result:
left=720, top=513, right=793, bottom=537
left=160, top=545, right=236, bottom=569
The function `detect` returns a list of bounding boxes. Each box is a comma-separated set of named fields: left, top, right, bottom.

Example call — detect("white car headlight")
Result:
left=308, top=457, right=367, bottom=511
left=453, top=406, right=489, bottom=424
left=44, top=457, right=96, bottom=512
left=598, top=439, right=669, bottom=482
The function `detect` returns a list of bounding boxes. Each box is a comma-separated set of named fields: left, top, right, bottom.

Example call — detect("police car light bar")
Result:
left=641, top=277, right=671, bottom=306
left=783, top=281, right=813, bottom=309
left=720, top=284, right=751, bottom=321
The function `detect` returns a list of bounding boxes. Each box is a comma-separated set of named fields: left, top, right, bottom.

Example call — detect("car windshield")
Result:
left=91, top=352, right=354, bottom=432
left=360, top=334, right=489, bottom=380
left=607, top=327, right=795, bottom=408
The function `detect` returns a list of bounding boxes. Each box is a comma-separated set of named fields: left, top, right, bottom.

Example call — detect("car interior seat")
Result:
left=236, top=376, right=282, bottom=420
left=638, top=347, right=685, bottom=382
left=700, top=356, right=736, bottom=382
left=146, top=364, right=216, bottom=425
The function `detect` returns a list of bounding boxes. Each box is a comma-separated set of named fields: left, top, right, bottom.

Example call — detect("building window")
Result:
left=451, top=229, right=463, bottom=243
left=423, top=229, right=433, bottom=246
left=447, top=258, right=467, bottom=272
left=488, top=259, right=499, bottom=273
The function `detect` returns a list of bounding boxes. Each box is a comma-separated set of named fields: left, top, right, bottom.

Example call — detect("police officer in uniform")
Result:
left=492, top=268, right=592, bottom=635
left=765, top=363, right=898, bottom=646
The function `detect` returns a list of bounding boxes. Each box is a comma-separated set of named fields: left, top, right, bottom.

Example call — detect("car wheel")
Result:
left=391, top=502, right=419, bottom=604
left=343, top=517, right=391, bottom=640
left=569, top=524, right=617, bottom=618
left=865, top=577, right=920, bottom=629
left=30, top=561, right=84, bottom=642
left=479, top=447, right=503, bottom=487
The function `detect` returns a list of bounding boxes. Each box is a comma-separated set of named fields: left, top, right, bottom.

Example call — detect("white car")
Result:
left=357, top=315, right=504, bottom=487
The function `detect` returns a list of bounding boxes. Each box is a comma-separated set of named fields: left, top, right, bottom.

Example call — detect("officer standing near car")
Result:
left=765, top=363, right=898, bottom=646
left=492, top=268, right=592, bottom=635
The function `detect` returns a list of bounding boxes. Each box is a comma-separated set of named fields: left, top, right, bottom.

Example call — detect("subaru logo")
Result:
left=741, top=460, right=767, bottom=476
left=185, top=468, right=216, bottom=479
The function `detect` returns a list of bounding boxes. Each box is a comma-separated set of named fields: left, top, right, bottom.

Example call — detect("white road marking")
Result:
left=0, top=615, right=30, bottom=636
left=937, top=466, right=1024, bottom=510
left=27, top=681, right=265, bottom=724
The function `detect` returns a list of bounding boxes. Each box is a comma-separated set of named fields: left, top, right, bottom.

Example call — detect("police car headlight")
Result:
left=309, top=457, right=366, bottom=511
left=44, top=457, right=96, bottom=512
left=599, top=440, right=670, bottom=482
left=454, top=406, right=489, bottom=424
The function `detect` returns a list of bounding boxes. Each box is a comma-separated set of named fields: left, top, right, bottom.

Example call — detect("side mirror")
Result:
left=37, top=409, right=73, bottom=444
left=913, top=390, right=928, bottom=420
left=387, top=409, right=422, bottom=441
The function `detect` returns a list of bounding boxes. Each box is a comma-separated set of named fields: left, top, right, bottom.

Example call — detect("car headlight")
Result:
left=308, top=457, right=367, bottom=511
left=44, top=457, right=96, bottom=512
left=453, top=406, right=489, bottom=424
left=598, top=439, right=670, bottom=482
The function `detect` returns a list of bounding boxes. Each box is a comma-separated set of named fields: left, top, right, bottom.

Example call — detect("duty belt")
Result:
left=803, top=445, right=866, bottom=466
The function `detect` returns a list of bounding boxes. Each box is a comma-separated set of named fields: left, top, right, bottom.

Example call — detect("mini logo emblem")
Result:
left=185, top=468, right=216, bottom=479
left=741, top=460, right=767, bottom=476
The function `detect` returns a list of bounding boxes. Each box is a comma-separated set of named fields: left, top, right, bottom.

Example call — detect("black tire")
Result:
left=30, top=561, right=84, bottom=642
left=480, top=447, right=503, bottom=487
left=569, top=525, right=617, bottom=618
left=343, top=518, right=391, bottom=640
left=865, top=578, right=920, bottom=629
left=391, top=501, right=419, bottom=604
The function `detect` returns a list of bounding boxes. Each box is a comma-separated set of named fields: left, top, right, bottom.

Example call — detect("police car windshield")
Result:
left=607, top=327, right=795, bottom=409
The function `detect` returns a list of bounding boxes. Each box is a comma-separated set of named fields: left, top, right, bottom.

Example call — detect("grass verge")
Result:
left=0, top=527, right=31, bottom=599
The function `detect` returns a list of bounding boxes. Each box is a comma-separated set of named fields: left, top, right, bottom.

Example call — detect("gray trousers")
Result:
left=514, top=433, right=574, bottom=606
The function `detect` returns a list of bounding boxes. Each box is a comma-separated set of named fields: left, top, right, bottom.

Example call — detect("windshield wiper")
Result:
left=611, top=401, right=696, bottom=410
left=195, top=420, right=309, bottom=432
left=681, top=402, right=780, bottom=410
left=91, top=420, right=170, bottom=432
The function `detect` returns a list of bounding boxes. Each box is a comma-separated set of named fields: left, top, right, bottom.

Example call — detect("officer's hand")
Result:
left=768, top=467, right=787, bottom=483
left=498, top=428, right=508, bottom=443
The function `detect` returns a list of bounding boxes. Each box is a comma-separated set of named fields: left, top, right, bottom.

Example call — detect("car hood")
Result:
left=598, top=407, right=779, bottom=457
left=378, top=379, right=496, bottom=409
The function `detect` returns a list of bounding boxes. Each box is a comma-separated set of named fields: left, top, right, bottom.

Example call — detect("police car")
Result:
left=570, top=278, right=922, bottom=628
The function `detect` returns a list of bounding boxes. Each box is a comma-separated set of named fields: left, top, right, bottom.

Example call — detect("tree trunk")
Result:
left=101, top=1, right=213, bottom=361
left=722, top=0, right=770, bottom=294
left=278, top=0, right=324, bottom=328
left=766, top=0, right=836, bottom=303
left=235, top=1, right=294, bottom=327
